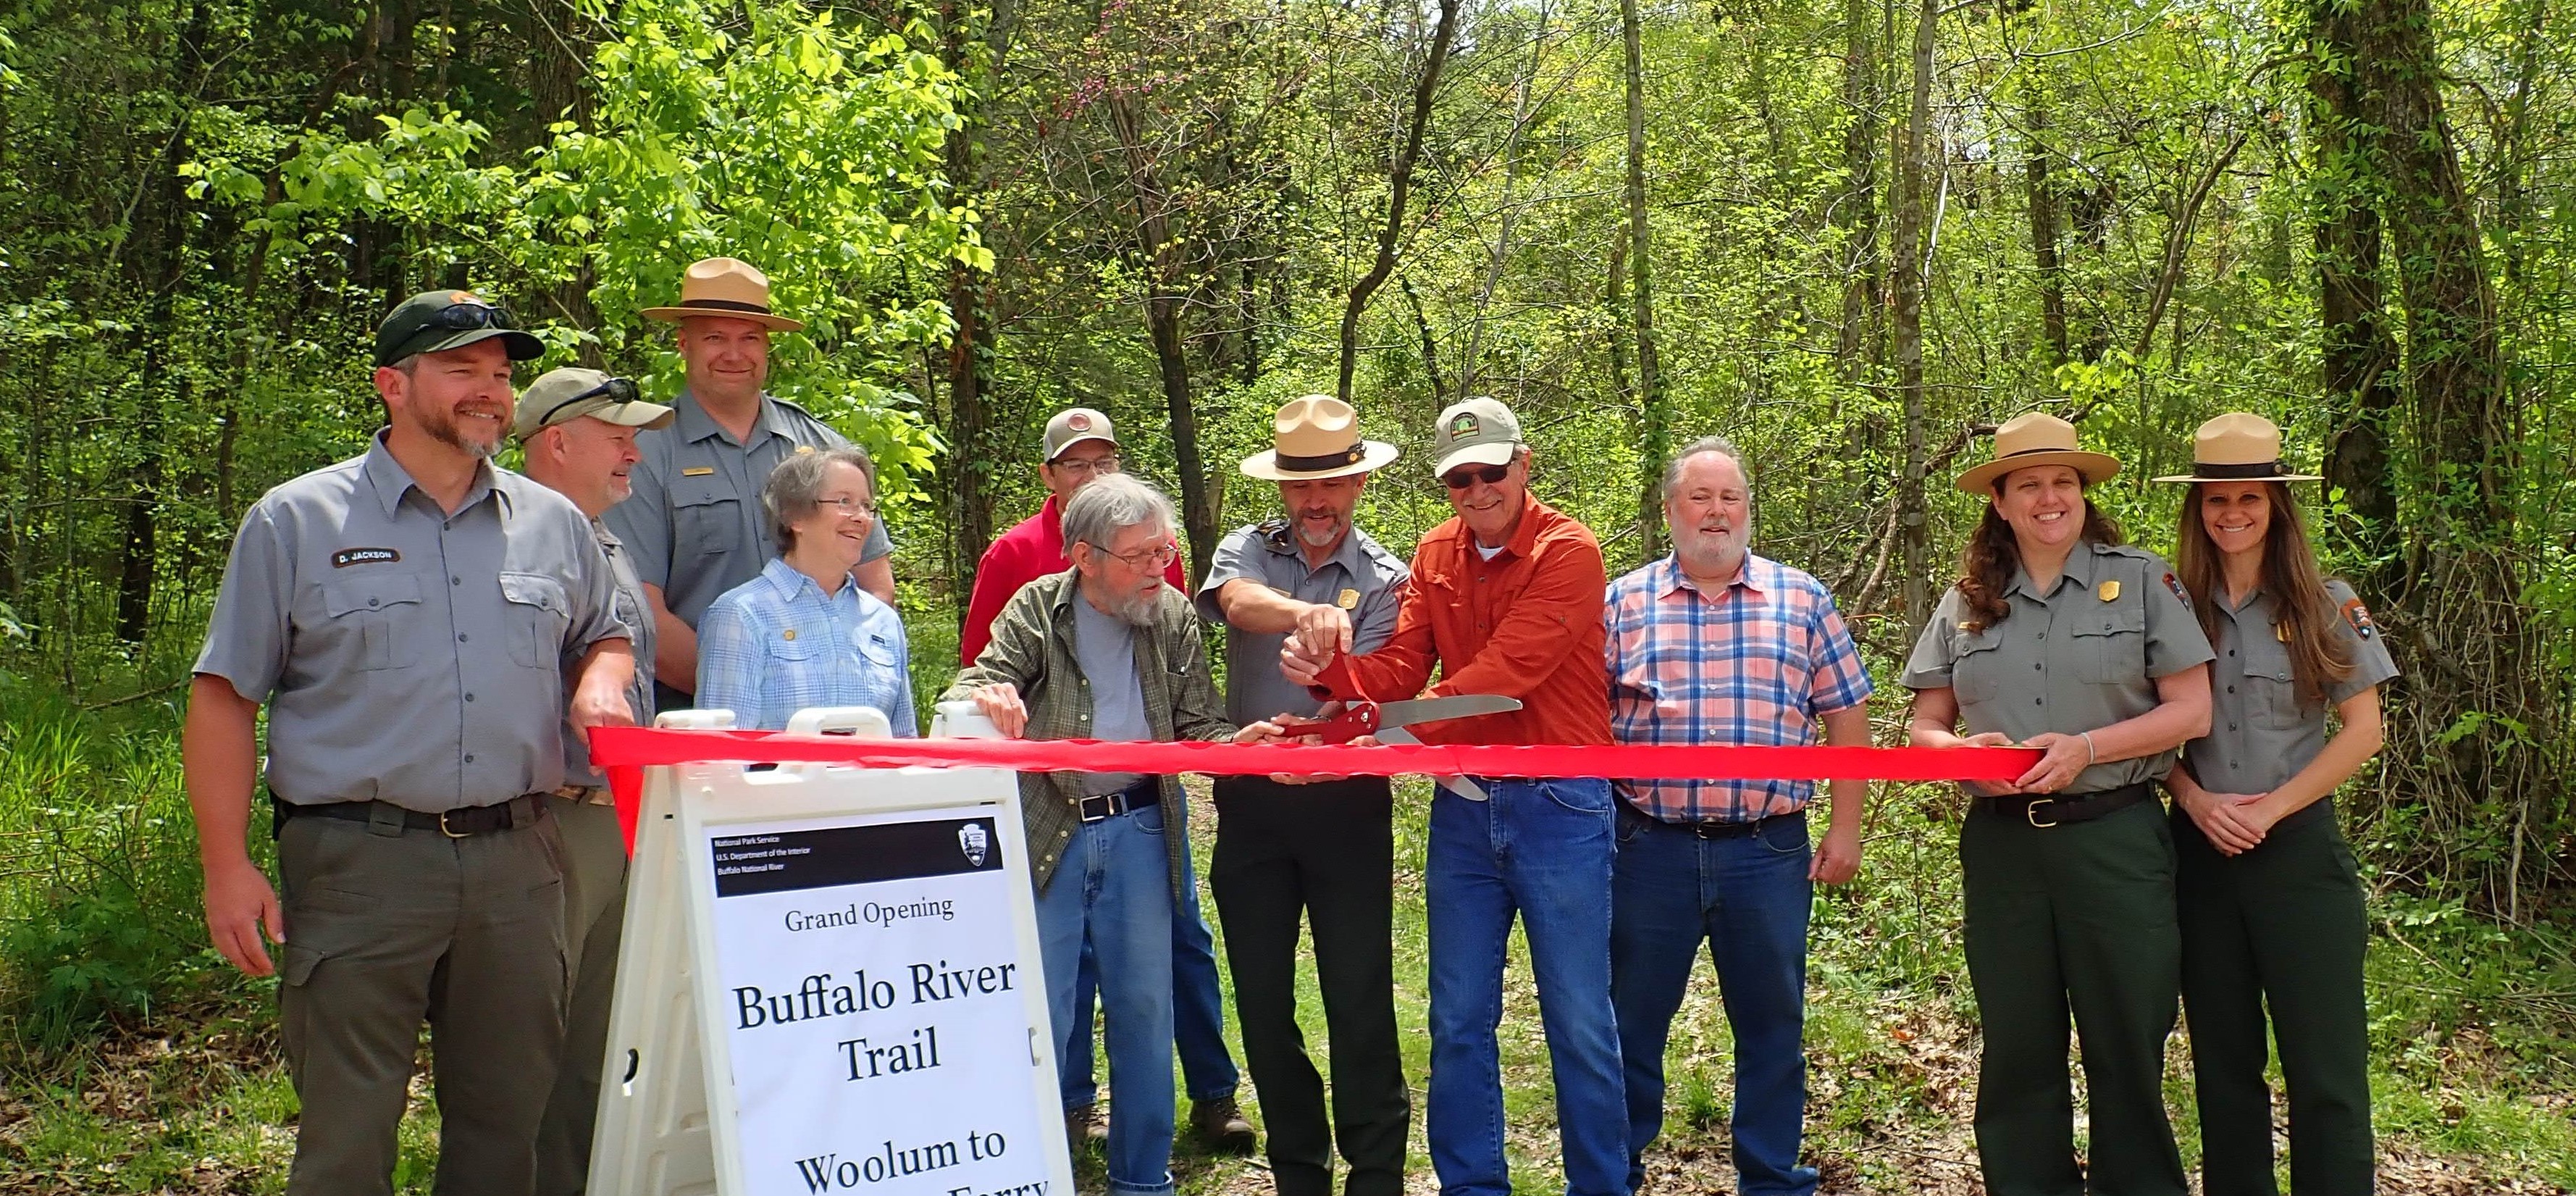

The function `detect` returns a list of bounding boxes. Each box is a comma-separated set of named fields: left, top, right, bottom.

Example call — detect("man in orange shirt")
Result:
left=1282, top=397, right=1624, bottom=1196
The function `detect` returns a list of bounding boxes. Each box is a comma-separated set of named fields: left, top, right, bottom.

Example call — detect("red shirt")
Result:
left=1314, top=491, right=1611, bottom=746
left=960, top=493, right=1188, bottom=665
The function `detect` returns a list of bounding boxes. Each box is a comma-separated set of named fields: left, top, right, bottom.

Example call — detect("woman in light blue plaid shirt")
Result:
left=695, top=447, right=917, bottom=733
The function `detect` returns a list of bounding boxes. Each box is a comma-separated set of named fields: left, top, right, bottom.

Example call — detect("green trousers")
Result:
left=276, top=807, right=569, bottom=1196
left=2175, top=802, right=2374, bottom=1196
left=1961, top=798, right=2186, bottom=1196
left=534, top=799, right=632, bottom=1195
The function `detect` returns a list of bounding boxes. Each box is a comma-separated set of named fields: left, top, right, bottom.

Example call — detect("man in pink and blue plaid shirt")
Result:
left=1603, top=435, right=1873, bottom=1196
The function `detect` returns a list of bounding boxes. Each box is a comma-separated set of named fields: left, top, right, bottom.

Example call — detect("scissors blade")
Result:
left=1372, top=694, right=1522, bottom=731
left=1370, top=726, right=1489, bottom=800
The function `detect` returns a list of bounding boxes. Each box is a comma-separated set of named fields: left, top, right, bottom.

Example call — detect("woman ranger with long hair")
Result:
left=1902, top=412, right=2215, bottom=1196
left=2156, top=414, right=2396, bottom=1196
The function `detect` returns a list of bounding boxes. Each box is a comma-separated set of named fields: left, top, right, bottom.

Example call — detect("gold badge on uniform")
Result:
left=795, top=444, right=816, bottom=454
left=2276, top=622, right=2293, bottom=642
left=782, top=629, right=797, bottom=641
left=681, top=466, right=716, bottom=477
left=1337, top=588, right=1361, bottom=610
left=2097, top=580, right=2120, bottom=603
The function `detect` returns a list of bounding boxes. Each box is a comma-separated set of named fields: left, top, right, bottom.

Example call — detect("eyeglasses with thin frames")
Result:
left=818, top=497, right=877, bottom=519
left=1052, top=454, right=1122, bottom=477
left=1094, top=540, right=1179, bottom=571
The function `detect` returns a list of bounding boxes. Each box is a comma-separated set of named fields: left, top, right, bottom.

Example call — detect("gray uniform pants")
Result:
left=535, top=799, right=631, bottom=1195
left=277, top=806, right=569, bottom=1196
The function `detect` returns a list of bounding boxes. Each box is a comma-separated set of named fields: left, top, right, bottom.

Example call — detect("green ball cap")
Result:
left=374, top=290, right=544, bottom=369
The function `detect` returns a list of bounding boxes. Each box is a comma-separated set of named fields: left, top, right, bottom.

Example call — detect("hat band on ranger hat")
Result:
left=2188, top=460, right=2296, bottom=479
left=675, top=297, right=778, bottom=317
left=1273, top=445, right=1367, bottom=472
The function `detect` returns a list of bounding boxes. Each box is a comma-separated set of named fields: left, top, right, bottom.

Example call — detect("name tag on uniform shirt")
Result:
left=682, top=467, right=716, bottom=477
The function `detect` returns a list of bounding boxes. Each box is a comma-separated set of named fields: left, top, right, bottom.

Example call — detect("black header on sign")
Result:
left=708, top=817, right=1005, bottom=898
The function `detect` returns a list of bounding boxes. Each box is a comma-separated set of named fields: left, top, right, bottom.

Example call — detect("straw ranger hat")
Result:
left=2152, top=413, right=2323, bottom=483
left=1240, top=396, right=1400, bottom=481
left=1955, top=411, right=2123, bottom=495
left=640, top=256, right=804, bottom=332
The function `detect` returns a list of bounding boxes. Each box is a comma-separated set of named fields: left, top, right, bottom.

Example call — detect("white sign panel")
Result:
left=700, top=806, right=1055, bottom=1196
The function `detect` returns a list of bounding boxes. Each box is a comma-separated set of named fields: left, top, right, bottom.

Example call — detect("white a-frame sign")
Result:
left=589, top=708, right=1074, bottom=1196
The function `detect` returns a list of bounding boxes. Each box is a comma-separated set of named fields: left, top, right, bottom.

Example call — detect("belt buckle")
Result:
left=1077, top=794, right=1112, bottom=824
left=2026, top=799, right=2059, bottom=829
left=439, top=808, right=473, bottom=839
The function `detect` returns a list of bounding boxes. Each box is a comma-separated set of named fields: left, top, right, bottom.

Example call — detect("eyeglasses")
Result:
left=536, top=376, right=642, bottom=427
left=427, top=302, right=517, bottom=333
left=1094, top=540, right=1179, bottom=570
left=1052, top=453, right=1122, bottom=477
left=819, top=497, right=877, bottom=519
left=1441, top=462, right=1511, bottom=490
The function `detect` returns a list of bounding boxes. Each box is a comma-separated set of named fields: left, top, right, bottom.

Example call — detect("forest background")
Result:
left=2, top=0, right=2574, bottom=1189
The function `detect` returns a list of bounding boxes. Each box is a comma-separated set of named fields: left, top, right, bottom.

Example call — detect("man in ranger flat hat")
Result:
left=1195, top=396, right=1412, bottom=1195
left=605, top=256, right=899, bottom=713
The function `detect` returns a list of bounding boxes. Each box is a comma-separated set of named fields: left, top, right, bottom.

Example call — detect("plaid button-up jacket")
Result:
left=941, top=568, right=1235, bottom=894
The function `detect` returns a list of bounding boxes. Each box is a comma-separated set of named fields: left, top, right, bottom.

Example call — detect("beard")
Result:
left=1105, top=587, right=1161, bottom=627
left=1296, top=514, right=1347, bottom=548
left=421, top=403, right=503, bottom=459
left=1674, top=522, right=1750, bottom=577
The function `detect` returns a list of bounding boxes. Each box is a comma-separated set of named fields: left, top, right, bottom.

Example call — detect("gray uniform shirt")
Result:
left=193, top=433, right=630, bottom=812
left=560, top=517, right=658, bottom=788
left=2186, top=579, right=2397, bottom=795
left=604, top=388, right=893, bottom=632
left=1902, top=538, right=2215, bottom=793
left=1070, top=595, right=1151, bottom=796
left=1193, top=521, right=1409, bottom=725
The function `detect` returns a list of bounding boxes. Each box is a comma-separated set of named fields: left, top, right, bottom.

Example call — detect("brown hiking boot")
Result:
left=1065, top=1103, right=1107, bottom=1150
left=1189, top=1095, right=1257, bottom=1154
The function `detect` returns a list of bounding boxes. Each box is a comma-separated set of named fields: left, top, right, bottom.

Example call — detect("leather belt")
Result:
left=1624, top=803, right=1803, bottom=840
left=282, top=794, right=546, bottom=838
left=1075, top=779, right=1157, bottom=824
left=1975, top=782, right=2152, bottom=828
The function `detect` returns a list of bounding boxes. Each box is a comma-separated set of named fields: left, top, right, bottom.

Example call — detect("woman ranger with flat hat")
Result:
left=2155, top=414, right=2395, bottom=1196
left=1902, top=412, right=2215, bottom=1196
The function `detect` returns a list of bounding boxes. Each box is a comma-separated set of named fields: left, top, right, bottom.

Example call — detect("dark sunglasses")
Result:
left=537, top=376, right=642, bottom=427
left=426, top=302, right=517, bottom=332
left=1441, top=462, right=1511, bottom=490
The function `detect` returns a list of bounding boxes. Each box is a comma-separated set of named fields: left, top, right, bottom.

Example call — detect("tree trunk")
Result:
left=2307, top=0, right=2401, bottom=572
left=1109, top=93, right=1219, bottom=581
left=1834, top=0, right=1881, bottom=379
left=1335, top=0, right=1460, bottom=403
left=2023, top=91, right=2068, bottom=367
left=1620, top=0, right=1666, bottom=559
left=1890, top=0, right=1936, bottom=623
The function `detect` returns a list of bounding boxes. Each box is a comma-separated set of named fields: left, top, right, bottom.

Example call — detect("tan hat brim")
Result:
left=1956, top=451, right=2121, bottom=495
left=592, top=400, right=677, bottom=431
left=640, top=304, right=805, bottom=333
left=1432, top=440, right=1517, bottom=477
left=1047, top=434, right=1120, bottom=462
left=2150, top=471, right=2323, bottom=484
left=1241, top=440, right=1400, bottom=481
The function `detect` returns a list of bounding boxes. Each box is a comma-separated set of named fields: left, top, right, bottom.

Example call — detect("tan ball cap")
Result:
left=1432, top=396, right=1522, bottom=477
left=640, top=256, right=804, bottom=332
left=1042, top=408, right=1120, bottom=461
left=1955, top=411, right=2122, bottom=494
left=513, top=368, right=675, bottom=439
left=2152, top=413, right=2323, bottom=483
left=1241, top=396, right=1400, bottom=480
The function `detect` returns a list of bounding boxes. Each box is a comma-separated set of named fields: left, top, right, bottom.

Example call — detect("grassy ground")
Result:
left=2, top=690, right=2572, bottom=1193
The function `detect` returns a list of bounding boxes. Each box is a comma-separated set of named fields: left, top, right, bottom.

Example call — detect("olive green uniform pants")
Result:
left=535, top=799, right=632, bottom=1195
left=2175, top=802, right=2374, bottom=1196
left=276, top=807, right=568, bottom=1196
left=1961, top=798, right=2187, bottom=1196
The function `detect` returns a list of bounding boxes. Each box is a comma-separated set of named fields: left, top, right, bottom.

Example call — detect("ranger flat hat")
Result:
left=1042, top=408, right=1120, bottom=461
left=374, top=290, right=543, bottom=369
left=1241, top=396, right=1399, bottom=480
left=513, top=367, right=676, bottom=439
left=2153, top=413, right=2323, bottom=483
left=1431, top=396, right=1522, bottom=477
left=640, top=256, right=804, bottom=332
left=1956, top=411, right=2123, bottom=494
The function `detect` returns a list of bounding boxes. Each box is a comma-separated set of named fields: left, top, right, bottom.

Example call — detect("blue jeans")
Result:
left=1609, top=805, right=1817, bottom=1195
left=1061, top=801, right=1241, bottom=1108
left=1036, top=805, right=1178, bottom=1196
left=1426, top=778, right=1627, bottom=1196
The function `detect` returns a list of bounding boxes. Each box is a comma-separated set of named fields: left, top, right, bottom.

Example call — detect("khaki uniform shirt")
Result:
left=604, top=390, right=892, bottom=632
left=1902, top=538, right=2215, bottom=793
left=2186, top=580, right=2397, bottom=795
left=941, top=569, right=1235, bottom=896
left=193, top=433, right=630, bottom=813
left=559, top=517, right=658, bottom=790
left=1194, top=520, right=1409, bottom=726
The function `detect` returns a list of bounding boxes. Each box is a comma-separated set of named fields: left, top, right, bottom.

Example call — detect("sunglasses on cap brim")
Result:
left=537, top=377, right=643, bottom=427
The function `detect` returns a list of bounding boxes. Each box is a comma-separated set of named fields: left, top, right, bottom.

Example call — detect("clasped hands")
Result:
left=1960, top=729, right=2091, bottom=796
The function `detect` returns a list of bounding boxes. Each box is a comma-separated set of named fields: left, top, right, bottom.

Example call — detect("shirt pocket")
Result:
left=500, top=572, right=573, bottom=668
left=2073, top=602, right=2148, bottom=686
left=765, top=628, right=821, bottom=665
left=669, top=476, right=740, bottom=560
left=857, top=632, right=900, bottom=670
left=320, top=573, right=426, bottom=672
left=2241, top=638, right=2307, bottom=729
left=1950, top=627, right=2006, bottom=705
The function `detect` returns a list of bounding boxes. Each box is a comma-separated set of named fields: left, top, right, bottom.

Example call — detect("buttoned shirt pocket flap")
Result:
left=857, top=632, right=899, bottom=669
left=499, top=572, right=572, bottom=666
left=1948, top=625, right=2006, bottom=703
left=2072, top=602, right=2147, bottom=684
left=2240, top=637, right=2304, bottom=727
left=764, top=627, right=821, bottom=663
left=320, top=573, right=424, bottom=672
left=668, top=474, right=739, bottom=550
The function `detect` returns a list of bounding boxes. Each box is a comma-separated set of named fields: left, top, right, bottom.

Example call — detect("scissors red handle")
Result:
left=1293, top=701, right=1383, bottom=745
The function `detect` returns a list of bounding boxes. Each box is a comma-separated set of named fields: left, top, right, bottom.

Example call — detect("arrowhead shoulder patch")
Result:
left=2341, top=596, right=2378, bottom=639
left=2164, top=572, right=2191, bottom=609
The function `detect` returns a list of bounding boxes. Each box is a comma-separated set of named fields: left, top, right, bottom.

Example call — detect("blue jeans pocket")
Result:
left=1754, top=814, right=1811, bottom=855
left=1540, top=778, right=1614, bottom=816
left=1130, top=802, right=1167, bottom=835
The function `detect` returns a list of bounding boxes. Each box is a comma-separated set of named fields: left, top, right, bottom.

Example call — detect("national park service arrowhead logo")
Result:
left=957, top=821, right=991, bottom=868
left=2341, top=597, right=2378, bottom=640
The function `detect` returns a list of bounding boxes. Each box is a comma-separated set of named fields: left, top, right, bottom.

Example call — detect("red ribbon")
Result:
left=590, top=726, right=2042, bottom=851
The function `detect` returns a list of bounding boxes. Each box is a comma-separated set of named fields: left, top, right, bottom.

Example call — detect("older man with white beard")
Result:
left=1602, top=435, right=1874, bottom=1196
